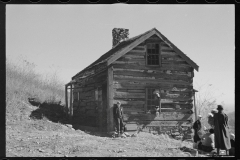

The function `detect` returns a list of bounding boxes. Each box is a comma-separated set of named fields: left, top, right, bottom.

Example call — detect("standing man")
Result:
left=193, top=115, right=202, bottom=144
left=214, top=105, right=231, bottom=155
left=114, top=101, right=124, bottom=137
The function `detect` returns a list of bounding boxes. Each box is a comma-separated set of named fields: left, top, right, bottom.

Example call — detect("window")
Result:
left=146, top=43, right=161, bottom=66
left=146, top=88, right=159, bottom=111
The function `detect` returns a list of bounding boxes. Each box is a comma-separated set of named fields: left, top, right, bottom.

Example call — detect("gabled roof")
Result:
left=72, top=28, right=199, bottom=79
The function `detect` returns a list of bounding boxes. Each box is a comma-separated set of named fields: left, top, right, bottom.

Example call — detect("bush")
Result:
left=6, top=58, right=66, bottom=119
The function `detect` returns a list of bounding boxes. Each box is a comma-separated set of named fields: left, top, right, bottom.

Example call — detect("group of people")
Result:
left=113, top=101, right=235, bottom=156
left=192, top=105, right=235, bottom=156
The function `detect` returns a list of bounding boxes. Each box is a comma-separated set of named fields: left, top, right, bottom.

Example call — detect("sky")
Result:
left=6, top=4, right=235, bottom=112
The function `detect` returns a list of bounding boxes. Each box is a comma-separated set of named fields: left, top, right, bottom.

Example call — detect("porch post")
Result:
left=193, top=89, right=198, bottom=121
left=65, top=84, right=68, bottom=113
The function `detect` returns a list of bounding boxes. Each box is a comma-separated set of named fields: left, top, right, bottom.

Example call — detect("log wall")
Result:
left=112, top=35, right=194, bottom=133
left=72, top=67, right=108, bottom=130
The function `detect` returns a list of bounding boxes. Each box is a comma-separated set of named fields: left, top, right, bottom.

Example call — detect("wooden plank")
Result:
left=125, top=51, right=146, bottom=56
left=117, top=56, right=144, bottom=62
left=113, top=81, right=193, bottom=90
left=113, top=64, right=193, bottom=72
left=114, top=75, right=191, bottom=85
left=121, top=104, right=145, bottom=109
left=113, top=100, right=145, bottom=105
left=123, top=108, right=144, bottom=113
left=144, top=39, right=162, bottom=43
left=161, top=103, right=193, bottom=109
left=161, top=109, right=192, bottom=113
left=70, top=85, right=73, bottom=116
left=127, top=89, right=145, bottom=93
left=65, top=85, right=68, bottom=112
left=162, top=60, right=189, bottom=65
left=122, top=55, right=145, bottom=59
left=107, top=67, right=114, bottom=132
left=133, top=46, right=145, bottom=50
left=113, top=60, right=145, bottom=66
left=161, top=98, right=193, bottom=103
left=126, top=121, right=191, bottom=127
left=113, top=70, right=191, bottom=82
left=123, top=112, right=192, bottom=121
left=160, top=92, right=191, bottom=99
left=114, top=92, right=145, bottom=99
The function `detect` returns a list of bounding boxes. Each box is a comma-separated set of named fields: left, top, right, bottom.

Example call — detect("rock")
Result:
left=123, top=132, right=130, bottom=137
left=65, top=124, right=72, bottom=128
left=38, top=149, right=44, bottom=152
left=121, top=134, right=126, bottom=138
left=131, top=133, right=138, bottom=137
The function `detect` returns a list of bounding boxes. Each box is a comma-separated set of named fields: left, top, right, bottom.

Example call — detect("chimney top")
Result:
left=112, top=28, right=129, bottom=48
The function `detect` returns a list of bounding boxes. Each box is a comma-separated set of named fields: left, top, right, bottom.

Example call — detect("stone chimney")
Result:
left=112, top=28, right=129, bottom=48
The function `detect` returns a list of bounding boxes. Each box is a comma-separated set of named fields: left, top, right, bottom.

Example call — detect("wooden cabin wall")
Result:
left=112, top=35, right=194, bottom=133
left=72, top=70, right=108, bottom=130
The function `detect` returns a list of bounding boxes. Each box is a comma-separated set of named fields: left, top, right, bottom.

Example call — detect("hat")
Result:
left=211, top=109, right=218, bottom=114
left=116, top=101, right=121, bottom=105
left=198, top=115, right=202, bottom=118
left=230, top=133, right=235, bottom=140
left=217, top=105, right=223, bottom=110
left=208, top=113, right=213, bottom=117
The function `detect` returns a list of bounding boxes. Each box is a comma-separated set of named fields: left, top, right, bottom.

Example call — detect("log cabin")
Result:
left=65, top=28, right=199, bottom=134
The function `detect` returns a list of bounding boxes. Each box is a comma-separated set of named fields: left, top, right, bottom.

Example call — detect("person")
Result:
left=213, top=105, right=231, bottom=155
left=113, top=101, right=124, bottom=137
left=198, top=128, right=215, bottom=152
left=229, top=133, right=235, bottom=156
left=193, top=115, right=202, bottom=144
left=209, top=109, right=218, bottom=129
left=207, top=113, right=214, bottom=128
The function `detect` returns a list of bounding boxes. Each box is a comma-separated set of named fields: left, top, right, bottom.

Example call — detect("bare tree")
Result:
left=194, top=81, right=224, bottom=128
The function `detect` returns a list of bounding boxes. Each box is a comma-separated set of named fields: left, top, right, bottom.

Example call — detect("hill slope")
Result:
left=6, top=59, right=207, bottom=157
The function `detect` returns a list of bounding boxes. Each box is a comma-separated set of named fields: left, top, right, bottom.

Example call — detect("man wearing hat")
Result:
left=114, top=101, right=124, bottom=137
left=192, top=115, right=202, bottom=145
left=213, top=105, right=231, bottom=155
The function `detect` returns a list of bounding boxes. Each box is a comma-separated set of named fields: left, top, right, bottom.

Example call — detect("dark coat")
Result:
left=193, top=119, right=202, bottom=142
left=213, top=112, right=231, bottom=150
left=113, top=105, right=123, bottom=119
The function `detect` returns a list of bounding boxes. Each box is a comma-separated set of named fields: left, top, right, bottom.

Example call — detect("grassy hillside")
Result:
left=5, top=59, right=214, bottom=157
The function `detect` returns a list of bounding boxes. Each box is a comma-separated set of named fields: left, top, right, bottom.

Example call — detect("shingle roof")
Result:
left=72, top=28, right=154, bottom=79
left=72, top=28, right=199, bottom=80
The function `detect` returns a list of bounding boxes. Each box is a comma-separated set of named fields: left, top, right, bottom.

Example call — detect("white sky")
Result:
left=6, top=4, right=235, bottom=111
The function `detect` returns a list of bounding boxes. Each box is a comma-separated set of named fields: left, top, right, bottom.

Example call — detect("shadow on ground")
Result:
left=29, top=98, right=70, bottom=124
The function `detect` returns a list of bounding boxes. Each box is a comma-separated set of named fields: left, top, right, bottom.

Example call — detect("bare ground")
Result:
left=6, top=100, right=206, bottom=157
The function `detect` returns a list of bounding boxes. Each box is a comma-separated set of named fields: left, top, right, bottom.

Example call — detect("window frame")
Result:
left=145, top=42, right=162, bottom=66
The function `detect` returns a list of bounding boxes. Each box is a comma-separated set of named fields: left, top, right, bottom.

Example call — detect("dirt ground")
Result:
left=6, top=101, right=206, bottom=157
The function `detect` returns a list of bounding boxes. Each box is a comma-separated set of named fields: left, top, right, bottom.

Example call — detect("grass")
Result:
left=6, top=58, right=66, bottom=119
left=6, top=58, right=207, bottom=157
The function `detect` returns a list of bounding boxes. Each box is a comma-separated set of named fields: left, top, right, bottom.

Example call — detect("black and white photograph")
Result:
left=6, top=4, right=234, bottom=157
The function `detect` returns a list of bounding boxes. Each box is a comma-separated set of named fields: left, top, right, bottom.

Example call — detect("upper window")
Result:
left=146, top=43, right=161, bottom=66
